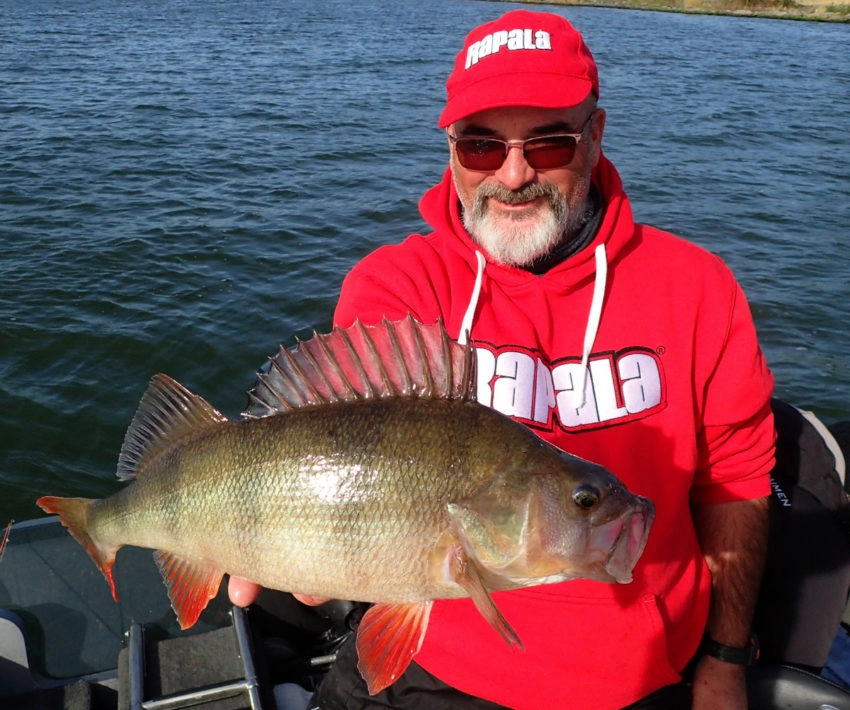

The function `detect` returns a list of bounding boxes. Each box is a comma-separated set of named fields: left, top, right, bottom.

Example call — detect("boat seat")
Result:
left=748, top=663, right=850, bottom=708
left=0, top=608, right=36, bottom=696
left=755, top=400, right=850, bottom=669
left=0, top=608, right=118, bottom=709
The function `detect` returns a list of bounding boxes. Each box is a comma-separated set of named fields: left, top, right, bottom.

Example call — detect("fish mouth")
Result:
left=591, top=497, right=655, bottom=584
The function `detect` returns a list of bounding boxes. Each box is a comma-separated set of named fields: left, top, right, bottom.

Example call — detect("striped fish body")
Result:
left=37, top=318, right=654, bottom=695
left=84, top=395, right=587, bottom=603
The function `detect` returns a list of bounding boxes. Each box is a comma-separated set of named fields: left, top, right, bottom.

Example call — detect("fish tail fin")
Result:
left=36, top=496, right=120, bottom=601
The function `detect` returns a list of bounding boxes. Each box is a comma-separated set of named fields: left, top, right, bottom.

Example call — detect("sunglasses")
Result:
left=448, top=112, right=596, bottom=172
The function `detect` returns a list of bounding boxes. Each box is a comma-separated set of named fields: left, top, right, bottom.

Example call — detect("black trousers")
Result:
left=308, top=634, right=692, bottom=709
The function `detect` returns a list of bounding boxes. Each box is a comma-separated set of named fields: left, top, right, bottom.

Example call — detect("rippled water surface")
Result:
left=1, top=0, right=848, bottom=522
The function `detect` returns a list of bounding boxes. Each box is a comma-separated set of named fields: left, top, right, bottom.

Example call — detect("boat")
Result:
left=2, top=400, right=850, bottom=710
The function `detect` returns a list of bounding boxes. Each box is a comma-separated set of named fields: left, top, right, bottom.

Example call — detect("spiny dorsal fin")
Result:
left=242, top=316, right=475, bottom=419
left=117, top=374, right=229, bottom=481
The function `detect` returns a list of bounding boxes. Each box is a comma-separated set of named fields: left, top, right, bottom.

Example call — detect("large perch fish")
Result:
left=37, top=317, right=654, bottom=694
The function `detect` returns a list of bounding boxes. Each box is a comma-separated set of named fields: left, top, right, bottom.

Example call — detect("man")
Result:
left=231, top=10, right=775, bottom=709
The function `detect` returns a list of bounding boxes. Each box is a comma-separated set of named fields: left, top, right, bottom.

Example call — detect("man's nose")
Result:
left=493, top=143, right=537, bottom=190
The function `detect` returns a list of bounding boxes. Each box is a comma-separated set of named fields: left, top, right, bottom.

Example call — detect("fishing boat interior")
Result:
left=2, top=401, right=850, bottom=710
left=0, top=515, right=360, bottom=710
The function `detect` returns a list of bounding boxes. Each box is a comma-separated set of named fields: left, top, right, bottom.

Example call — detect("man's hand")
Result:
left=227, top=575, right=330, bottom=607
left=691, top=655, right=747, bottom=709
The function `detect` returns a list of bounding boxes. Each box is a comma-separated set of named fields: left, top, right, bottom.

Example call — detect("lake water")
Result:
left=1, top=0, right=848, bottom=523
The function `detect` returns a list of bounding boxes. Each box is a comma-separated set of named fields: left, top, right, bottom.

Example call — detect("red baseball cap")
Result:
left=439, top=10, right=599, bottom=128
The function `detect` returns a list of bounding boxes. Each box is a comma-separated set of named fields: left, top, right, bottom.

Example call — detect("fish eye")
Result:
left=572, top=485, right=600, bottom=510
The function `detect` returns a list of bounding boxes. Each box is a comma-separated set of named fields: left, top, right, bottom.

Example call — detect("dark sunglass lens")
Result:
left=524, top=136, right=578, bottom=170
left=455, top=138, right=506, bottom=171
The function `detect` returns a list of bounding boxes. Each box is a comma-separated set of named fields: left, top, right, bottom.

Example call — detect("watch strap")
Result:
left=701, top=635, right=760, bottom=666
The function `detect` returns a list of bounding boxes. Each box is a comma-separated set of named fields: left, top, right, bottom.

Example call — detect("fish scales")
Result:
left=37, top=318, right=654, bottom=696
left=86, top=397, right=530, bottom=603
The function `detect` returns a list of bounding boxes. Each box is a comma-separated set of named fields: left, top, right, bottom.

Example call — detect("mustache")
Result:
left=474, top=181, right=561, bottom=205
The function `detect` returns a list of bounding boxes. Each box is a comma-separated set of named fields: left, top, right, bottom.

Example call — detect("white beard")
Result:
left=460, top=181, right=584, bottom=268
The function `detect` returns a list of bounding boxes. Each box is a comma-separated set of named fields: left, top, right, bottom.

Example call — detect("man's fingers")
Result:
left=293, top=593, right=332, bottom=606
left=227, top=577, right=331, bottom=608
left=228, top=576, right=262, bottom=607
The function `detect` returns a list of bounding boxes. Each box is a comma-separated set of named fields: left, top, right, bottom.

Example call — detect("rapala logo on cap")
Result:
left=465, top=29, right=552, bottom=69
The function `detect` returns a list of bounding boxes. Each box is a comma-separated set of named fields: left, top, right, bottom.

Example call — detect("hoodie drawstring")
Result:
left=458, top=251, right=486, bottom=346
left=575, top=243, right=608, bottom=408
left=458, top=244, right=608, bottom=410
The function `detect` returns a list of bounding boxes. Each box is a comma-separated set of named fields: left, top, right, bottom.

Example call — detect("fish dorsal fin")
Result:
left=117, top=374, right=229, bottom=481
left=242, top=316, right=475, bottom=418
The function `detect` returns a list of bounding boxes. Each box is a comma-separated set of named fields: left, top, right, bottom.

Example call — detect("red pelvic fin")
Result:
left=36, top=496, right=119, bottom=601
left=355, top=601, right=433, bottom=696
left=153, top=551, right=224, bottom=630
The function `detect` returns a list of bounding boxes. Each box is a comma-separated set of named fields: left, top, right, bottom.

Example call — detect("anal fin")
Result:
left=355, top=601, right=433, bottom=695
left=153, top=551, right=224, bottom=630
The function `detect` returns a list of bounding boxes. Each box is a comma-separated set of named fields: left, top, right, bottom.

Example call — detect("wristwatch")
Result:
left=701, top=634, right=760, bottom=666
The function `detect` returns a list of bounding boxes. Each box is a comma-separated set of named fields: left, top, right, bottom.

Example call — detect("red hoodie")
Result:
left=334, top=154, right=775, bottom=709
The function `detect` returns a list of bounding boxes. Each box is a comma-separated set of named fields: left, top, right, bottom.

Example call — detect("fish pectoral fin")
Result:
left=355, top=601, right=433, bottom=696
left=449, top=545, right=523, bottom=651
left=153, top=551, right=224, bottom=630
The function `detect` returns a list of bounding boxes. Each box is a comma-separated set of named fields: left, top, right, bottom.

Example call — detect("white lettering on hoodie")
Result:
left=475, top=346, right=664, bottom=430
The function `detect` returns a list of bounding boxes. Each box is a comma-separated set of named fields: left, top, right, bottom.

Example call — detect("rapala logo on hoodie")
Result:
left=475, top=345, right=665, bottom=431
left=465, top=29, right=552, bottom=69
